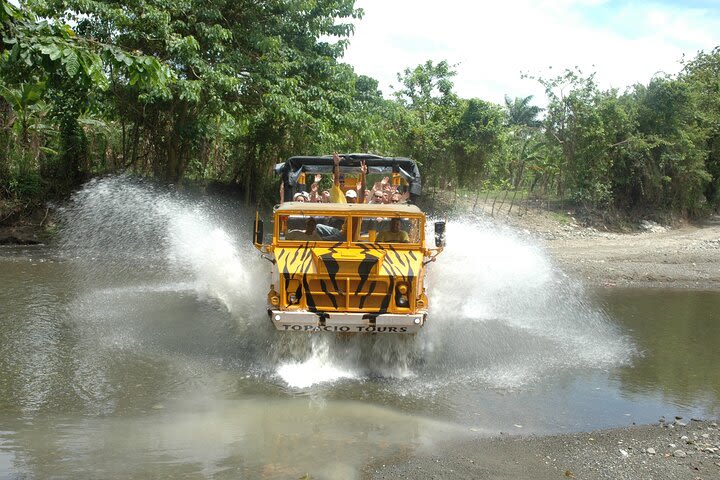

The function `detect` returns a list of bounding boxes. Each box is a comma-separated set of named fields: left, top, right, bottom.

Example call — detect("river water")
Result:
left=1, top=178, right=718, bottom=479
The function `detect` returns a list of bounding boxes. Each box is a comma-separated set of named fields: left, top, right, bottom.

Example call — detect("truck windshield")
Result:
left=278, top=214, right=422, bottom=245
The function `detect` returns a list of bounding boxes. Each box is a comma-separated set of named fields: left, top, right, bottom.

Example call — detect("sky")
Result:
left=341, top=0, right=720, bottom=106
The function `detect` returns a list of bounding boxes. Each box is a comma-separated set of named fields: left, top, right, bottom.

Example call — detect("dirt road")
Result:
left=513, top=212, right=720, bottom=290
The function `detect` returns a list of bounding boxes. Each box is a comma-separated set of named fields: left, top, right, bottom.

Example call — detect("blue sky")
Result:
left=342, top=0, right=720, bottom=105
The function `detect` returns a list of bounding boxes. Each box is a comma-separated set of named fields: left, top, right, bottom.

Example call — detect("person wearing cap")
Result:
left=293, top=191, right=309, bottom=202
left=345, top=188, right=358, bottom=203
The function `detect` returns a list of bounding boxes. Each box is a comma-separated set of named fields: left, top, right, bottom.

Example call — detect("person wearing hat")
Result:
left=345, top=188, right=358, bottom=203
left=292, top=191, right=309, bottom=202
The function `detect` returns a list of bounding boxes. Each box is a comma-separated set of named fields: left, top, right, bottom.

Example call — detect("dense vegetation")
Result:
left=2, top=0, right=720, bottom=218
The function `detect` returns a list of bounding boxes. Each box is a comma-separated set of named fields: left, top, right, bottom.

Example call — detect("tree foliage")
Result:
left=2, top=0, right=720, bottom=218
left=1, top=0, right=167, bottom=193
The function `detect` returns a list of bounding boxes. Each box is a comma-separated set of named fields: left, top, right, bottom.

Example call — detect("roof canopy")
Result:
left=274, top=153, right=422, bottom=203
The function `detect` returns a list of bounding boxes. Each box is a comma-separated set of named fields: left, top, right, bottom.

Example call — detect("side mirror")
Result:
left=254, top=216, right=264, bottom=246
left=434, top=221, right=446, bottom=248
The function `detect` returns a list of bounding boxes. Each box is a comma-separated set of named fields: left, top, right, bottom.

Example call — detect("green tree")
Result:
left=502, top=95, right=544, bottom=189
left=682, top=47, right=720, bottom=211
left=452, top=98, right=506, bottom=187
left=537, top=69, right=626, bottom=207
left=617, top=77, right=709, bottom=214
left=504, top=94, right=541, bottom=128
left=393, top=60, right=462, bottom=188
left=1, top=0, right=167, bottom=194
left=34, top=0, right=362, bottom=202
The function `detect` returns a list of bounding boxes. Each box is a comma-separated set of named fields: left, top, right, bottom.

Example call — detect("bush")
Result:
left=6, top=153, right=42, bottom=198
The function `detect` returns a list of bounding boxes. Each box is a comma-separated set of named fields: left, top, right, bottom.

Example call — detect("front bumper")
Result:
left=269, top=310, right=426, bottom=333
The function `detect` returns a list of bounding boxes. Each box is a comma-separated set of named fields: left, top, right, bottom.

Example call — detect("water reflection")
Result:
left=2, top=399, right=465, bottom=480
left=602, top=289, right=720, bottom=412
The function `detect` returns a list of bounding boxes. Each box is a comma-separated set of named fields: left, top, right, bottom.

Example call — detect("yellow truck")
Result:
left=252, top=154, right=444, bottom=333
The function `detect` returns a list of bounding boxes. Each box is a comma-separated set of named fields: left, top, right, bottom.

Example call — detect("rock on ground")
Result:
left=367, top=420, right=720, bottom=480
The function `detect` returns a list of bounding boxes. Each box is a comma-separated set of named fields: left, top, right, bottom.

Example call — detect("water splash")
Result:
left=59, top=176, right=265, bottom=316
left=420, top=219, right=634, bottom=389
left=58, top=177, right=634, bottom=391
left=276, top=336, right=358, bottom=388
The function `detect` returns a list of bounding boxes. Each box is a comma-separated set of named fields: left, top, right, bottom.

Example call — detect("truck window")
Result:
left=355, top=217, right=421, bottom=244
left=278, top=215, right=347, bottom=242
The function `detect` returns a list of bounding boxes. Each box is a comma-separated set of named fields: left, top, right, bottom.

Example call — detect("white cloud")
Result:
left=342, top=0, right=720, bottom=106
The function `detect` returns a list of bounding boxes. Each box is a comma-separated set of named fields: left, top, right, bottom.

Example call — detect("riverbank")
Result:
left=502, top=209, right=720, bottom=291
left=368, top=419, right=720, bottom=480
left=0, top=201, right=55, bottom=245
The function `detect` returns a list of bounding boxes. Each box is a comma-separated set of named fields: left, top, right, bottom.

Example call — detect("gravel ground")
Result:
left=367, top=420, right=720, bottom=480
left=508, top=211, right=720, bottom=290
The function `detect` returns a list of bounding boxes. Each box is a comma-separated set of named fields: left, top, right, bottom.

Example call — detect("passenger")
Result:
left=285, top=217, right=321, bottom=241
left=309, top=174, right=323, bottom=202
left=370, top=177, right=389, bottom=201
left=370, top=189, right=384, bottom=204
left=376, top=218, right=409, bottom=243
left=329, top=153, right=365, bottom=203
left=358, top=160, right=367, bottom=204
left=321, top=190, right=331, bottom=203
left=293, top=191, right=309, bottom=202
left=329, top=152, right=347, bottom=203
left=303, top=217, right=321, bottom=239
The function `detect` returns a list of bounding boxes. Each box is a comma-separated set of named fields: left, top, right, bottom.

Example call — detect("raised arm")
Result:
left=309, top=174, right=321, bottom=202
left=357, top=160, right=367, bottom=203
left=329, top=152, right=347, bottom=203
left=333, top=152, right=341, bottom=186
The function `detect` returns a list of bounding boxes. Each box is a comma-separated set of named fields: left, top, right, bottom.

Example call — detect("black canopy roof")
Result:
left=274, top=153, right=422, bottom=203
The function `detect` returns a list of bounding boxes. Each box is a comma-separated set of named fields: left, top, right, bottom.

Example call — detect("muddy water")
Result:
left=0, top=178, right=718, bottom=479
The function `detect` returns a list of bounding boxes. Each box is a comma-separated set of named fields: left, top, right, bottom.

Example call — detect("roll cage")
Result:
left=274, top=153, right=422, bottom=203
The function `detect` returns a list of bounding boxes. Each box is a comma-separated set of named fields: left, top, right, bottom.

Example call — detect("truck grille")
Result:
left=305, top=276, right=390, bottom=311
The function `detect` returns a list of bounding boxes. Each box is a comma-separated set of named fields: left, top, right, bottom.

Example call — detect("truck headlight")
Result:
left=395, top=283, right=410, bottom=307
left=288, top=293, right=298, bottom=304
left=397, top=295, right=409, bottom=307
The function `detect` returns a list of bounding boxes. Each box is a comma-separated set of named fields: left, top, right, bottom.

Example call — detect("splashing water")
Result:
left=276, top=336, right=359, bottom=388
left=421, top=219, right=634, bottom=389
left=59, top=176, right=265, bottom=316
left=59, top=177, right=634, bottom=391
